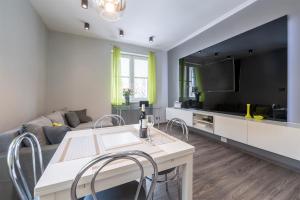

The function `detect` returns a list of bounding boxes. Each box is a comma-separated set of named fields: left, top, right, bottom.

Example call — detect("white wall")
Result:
left=46, top=31, right=168, bottom=121
left=167, top=0, right=300, bottom=123
left=0, top=0, right=48, bottom=132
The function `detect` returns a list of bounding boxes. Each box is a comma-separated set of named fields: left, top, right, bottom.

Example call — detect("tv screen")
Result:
left=179, top=16, right=287, bottom=121
left=200, top=58, right=235, bottom=92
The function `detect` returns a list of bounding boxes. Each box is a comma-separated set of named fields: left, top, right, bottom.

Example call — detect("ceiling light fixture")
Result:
left=81, top=0, right=88, bottom=9
left=84, top=22, right=90, bottom=30
left=149, top=36, right=154, bottom=43
left=94, top=0, right=126, bottom=22
left=119, top=29, right=124, bottom=37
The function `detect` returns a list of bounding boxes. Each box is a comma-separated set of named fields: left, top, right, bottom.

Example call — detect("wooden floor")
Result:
left=151, top=125, right=300, bottom=200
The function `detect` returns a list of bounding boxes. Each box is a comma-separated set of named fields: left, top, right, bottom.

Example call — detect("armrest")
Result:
left=0, top=144, right=59, bottom=200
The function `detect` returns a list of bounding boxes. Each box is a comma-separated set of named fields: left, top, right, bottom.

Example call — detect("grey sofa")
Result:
left=0, top=110, right=112, bottom=200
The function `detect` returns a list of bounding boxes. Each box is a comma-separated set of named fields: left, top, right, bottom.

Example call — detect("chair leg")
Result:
left=165, top=174, right=169, bottom=192
left=142, top=178, right=147, bottom=191
left=176, top=167, right=181, bottom=200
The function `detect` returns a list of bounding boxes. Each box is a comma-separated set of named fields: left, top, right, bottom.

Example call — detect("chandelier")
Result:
left=94, top=0, right=126, bottom=22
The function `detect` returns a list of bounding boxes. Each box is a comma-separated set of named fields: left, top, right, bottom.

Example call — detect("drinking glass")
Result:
left=147, top=115, right=155, bottom=143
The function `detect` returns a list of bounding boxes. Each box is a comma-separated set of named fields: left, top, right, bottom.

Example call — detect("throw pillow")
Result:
left=43, top=126, right=71, bottom=144
left=46, top=111, right=66, bottom=125
left=22, top=116, right=52, bottom=146
left=65, top=111, right=80, bottom=128
left=52, top=122, right=63, bottom=127
left=73, top=109, right=92, bottom=123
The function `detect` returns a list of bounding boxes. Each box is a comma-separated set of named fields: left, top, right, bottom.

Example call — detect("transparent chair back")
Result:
left=7, top=132, right=44, bottom=200
left=166, top=118, right=189, bottom=141
left=70, top=150, right=158, bottom=200
left=94, top=114, right=125, bottom=129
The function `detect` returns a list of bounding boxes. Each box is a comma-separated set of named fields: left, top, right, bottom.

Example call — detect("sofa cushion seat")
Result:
left=71, top=121, right=113, bottom=131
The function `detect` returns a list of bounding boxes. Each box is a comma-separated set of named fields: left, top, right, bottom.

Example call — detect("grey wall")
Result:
left=167, top=0, right=300, bottom=123
left=46, top=31, right=168, bottom=121
left=0, top=0, right=48, bottom=132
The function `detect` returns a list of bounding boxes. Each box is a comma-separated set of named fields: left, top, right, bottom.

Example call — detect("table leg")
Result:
left=157, top=109, right=160, bottom=129
left=181, top=154, right=193, bottom=200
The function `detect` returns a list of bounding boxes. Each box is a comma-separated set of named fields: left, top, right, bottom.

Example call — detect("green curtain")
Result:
left=148, top=52, right=157, bottom=104
left=195, top=67, right=205, bottom=102
left=111, top=47, right=123, bottom=105
left=179, top=58, right=185, bottom=99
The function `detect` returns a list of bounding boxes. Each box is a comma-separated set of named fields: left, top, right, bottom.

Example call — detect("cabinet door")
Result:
left=214, top=115, right=247, bottom=143
left=248, top=121, right=300, bottom=160
left=165, top=108, right=193, bottom=126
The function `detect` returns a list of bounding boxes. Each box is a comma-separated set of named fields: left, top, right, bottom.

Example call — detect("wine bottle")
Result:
left=139, top=104, right=147, bottom=138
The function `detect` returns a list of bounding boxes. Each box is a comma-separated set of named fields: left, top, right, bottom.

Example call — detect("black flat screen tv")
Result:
left=180, top=16, right=287, bottom=121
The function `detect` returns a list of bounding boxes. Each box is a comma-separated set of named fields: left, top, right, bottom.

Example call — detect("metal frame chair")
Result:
left=93, top=114, right=125, bottom=129
left=7, top=132, right=44, bottom=200
left=147, top=118, right=189, bottom=199
left=166, top=118, right=189, bottom=141
left=70, top=150, right=158, bottom=200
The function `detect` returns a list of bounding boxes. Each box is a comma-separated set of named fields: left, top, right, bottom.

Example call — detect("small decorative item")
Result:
left=123, top=88, right=134, bottom=105
left=245, top=104, right=252, bottom=119
left=192, top=87, right=201, bottom=102
left=253, top=115, right=264, bottom=120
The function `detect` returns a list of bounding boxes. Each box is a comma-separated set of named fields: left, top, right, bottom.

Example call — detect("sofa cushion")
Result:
left=43, top=126, right=71, bottom=144
left=73, top=109, right=92, bottom=123
left=22, top=116, right=52, bottom=146
left=71, top=121, right=113, bottom=131
left=56, top=110, right=69, bottom=125
left=46, top=111, right=65, bottom=125
left=0, top=128, right=20, bottom=153
left=65, top=111, right=80, bottom=128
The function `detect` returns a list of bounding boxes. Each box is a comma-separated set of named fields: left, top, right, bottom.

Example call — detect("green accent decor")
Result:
left=111, top=46, right=123, bottom=105
left=195, top=67, right=205, bottom=102
left=179, top=58, right=185, bottom=99
left=148, top=51, right=157, bottom=104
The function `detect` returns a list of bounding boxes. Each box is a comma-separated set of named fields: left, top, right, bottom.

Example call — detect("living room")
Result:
left=1, top=0, right=300, bottom=200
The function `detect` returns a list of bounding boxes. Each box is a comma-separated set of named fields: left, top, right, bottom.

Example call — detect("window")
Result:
left=188, top=67, right=196, bottom=98
left=120, top=54, right=148, bottom=101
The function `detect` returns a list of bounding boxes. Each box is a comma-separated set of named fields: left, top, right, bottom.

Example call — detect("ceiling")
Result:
left=30, top=0, right=257, bottom=50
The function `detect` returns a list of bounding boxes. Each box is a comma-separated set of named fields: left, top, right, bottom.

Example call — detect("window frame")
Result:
left=120, top=53, right=149, bottom=102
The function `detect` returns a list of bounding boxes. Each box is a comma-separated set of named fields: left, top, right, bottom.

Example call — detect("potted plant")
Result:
left=123, top=88, right=134, bottom=105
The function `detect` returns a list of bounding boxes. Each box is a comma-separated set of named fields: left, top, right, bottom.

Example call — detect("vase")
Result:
left=125, top=96, right=130, bottom=105
left=245, top=104, right=252, bottom=119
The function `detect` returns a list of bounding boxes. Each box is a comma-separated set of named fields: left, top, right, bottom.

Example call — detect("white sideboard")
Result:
left=248, top=121, right=300, bottom=161
left=214, top=115, right=248, bottom=144
left=166, top=107, right=300, bottom=161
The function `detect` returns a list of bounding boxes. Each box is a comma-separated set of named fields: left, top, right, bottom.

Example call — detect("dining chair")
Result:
left=166, top=118, right=189, bottom=141
left=147, top=118, right=189, bottom=199
left=70, top=150, right=158, bottom=200
left=93, top=114, right=125, bottom=129
left=7, top=132, right=44, bottom=200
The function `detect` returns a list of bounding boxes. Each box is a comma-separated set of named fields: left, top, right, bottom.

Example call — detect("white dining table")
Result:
left=35, top=125, right=195, bottom=200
